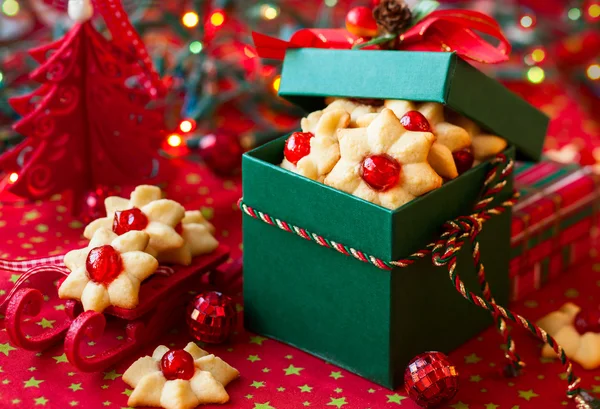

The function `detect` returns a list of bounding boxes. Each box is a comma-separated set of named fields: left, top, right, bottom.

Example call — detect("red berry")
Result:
left=113, top=208, right=149, bottom=235
left=574, top=309, right=600, bottom=335
left=160, top=349, right=196, bottom=381
left=400, top=111, right=432, bottom=133
left=360, top=154, right=401, bottom=192
left=198, top=132, right=244, bottom=175
left=452, top=149, right=475, bottom=175
left=284, top=132, right=314, bottom=165
left=86, top=245, right=123, bottom=285
left=345, top=6, right=378, bottom=38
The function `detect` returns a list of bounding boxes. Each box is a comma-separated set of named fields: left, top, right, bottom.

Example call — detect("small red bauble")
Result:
left=113, top=208, right=149, bottom=235
left=198, top=131, right=244, bottom=175
left=81, top=186, right=115, bottom=224
left=345, top=6, right=379, bottom=38
left=404, top=351, right=459, bottom=408
left=452, top=149, right=475, bottom=175
left=284, top=132, right=314, bottom=165
left=574, top=309, right=600, bottom=335
left=86, top=245, right=123, bottom=285
left=160, top=349, right=196, bottom=381
left=360, top=154, right=401, bottom=191
left=400, top=111, right=432, bottom=133
left=186, top=291, right=236, bottom=344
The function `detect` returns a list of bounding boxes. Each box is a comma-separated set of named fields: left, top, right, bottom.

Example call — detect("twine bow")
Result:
left=239, top=153, right=600, bottom=406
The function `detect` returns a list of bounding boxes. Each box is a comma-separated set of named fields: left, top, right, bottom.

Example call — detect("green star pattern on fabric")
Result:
left=53, top=353, right=68, bottom=363
left=24, top=377, right=44, bottom=388
left=283, top=364, right=303, bottom=375
left=485, top=404, right=500, bottom=409
left=276, top=387, right=285, bottom=392
left=367, top=388, right=376, bottom=393
left=250, top=336, right=268, bottom=345
left=327, top=397, right=347, bottom=408
left=248, top=355, right=261, bottom=362
left=103, top=370, right=122, bottom=381
left=329, top=371, right=343, bottom=380
left=122, top=389, right=133, bottom=396
left=299, top=384, right=312, bottom=393
left=0, top=343, right=16, bottom=356
left=450, top=402, right=469, bottom=409
left=303, top=402, right=310, bottom=407
left=334, top=388, right=343, bottom=393
left=69, top=383, right=83, bottom=391
left=518, top=389, right=539, bottom=401
left=103, top=402, right=111, bottom=406
left=251, top=381, right=266, bottom=388
left=465, top=353, right=482, bottom=364
left=262, top=368, right=271, bottom=373
left=34, top=397, right=49, bottom=406
left=69, top=401, right=78, bottom=406
left=386, top=394, right=408, bottom=404
left=12, top=399, right=20, bottom=404
left=9, top=274, right=21, bottom=284
left=245, top=394, right=253, bottom=399
left=254, top=402, right=276, bottom=409
left=470, top=375, right=483, bottom=382
left=36, top=318, right=55, bottom=329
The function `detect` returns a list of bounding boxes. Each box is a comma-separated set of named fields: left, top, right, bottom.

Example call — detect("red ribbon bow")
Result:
left=253, top=9, right=511, bottom=64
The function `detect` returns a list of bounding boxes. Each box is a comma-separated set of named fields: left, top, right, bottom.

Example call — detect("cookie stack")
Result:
left=58, top=185, right=219, bottom=312
left=281, top=98, right=508, bottom=210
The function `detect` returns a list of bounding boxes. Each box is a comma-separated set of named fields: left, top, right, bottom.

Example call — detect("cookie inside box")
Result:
left=280, top=96, right=510, bottom=211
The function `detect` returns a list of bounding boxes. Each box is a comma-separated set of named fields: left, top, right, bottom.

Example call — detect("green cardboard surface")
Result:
left=243, top=136, right=514, bottom=388
left=279, top=49, right=548, bottom=161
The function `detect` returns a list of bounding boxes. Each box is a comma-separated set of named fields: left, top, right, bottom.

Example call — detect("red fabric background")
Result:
left=0, top=82, right=598, bottom=409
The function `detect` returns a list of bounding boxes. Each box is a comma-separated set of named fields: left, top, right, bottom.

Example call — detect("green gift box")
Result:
left=242, top=49, right=548, bottom=389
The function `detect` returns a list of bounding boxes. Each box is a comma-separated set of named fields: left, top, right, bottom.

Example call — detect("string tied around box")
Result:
left=239, top=153, right=600, bottom=408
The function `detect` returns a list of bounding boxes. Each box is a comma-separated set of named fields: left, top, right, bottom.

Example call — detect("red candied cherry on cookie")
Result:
left=86, top=245, right=123, bottom=285
left=284, top=132, right=315, bottom=165
left=400, top=111, right=432, bottom=133
left=160, top=349, right=196, bottom=380
left=574, top=308, right=600, bottom=335
left=113, top=208, right=149, bottom=235
left=453, top=149, right=475, bottom=175
left=360, top=154, right=401, bottom=192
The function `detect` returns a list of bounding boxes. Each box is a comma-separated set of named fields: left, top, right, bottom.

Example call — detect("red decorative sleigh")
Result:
left=1, top=245, right=232, bottom=372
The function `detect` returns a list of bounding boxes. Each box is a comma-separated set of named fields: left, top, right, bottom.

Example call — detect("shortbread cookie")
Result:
left=537, top=303, right=600, bottom=370
left=324, top=109, right=442, bottom=210
left=384, top=100, right=472, bottom=179
left=324, top=98, right=383, bottom=127
left=157, top=211, right=219, bottom=266
left=451, top=115, right=507, bottom=163
left=84, top=185, right=185, bottom=255
left=281, top=109, right=350, bottom=181
left=124, top=342, right=239, bottom=409
left=58, top=228, right=158, bottom=312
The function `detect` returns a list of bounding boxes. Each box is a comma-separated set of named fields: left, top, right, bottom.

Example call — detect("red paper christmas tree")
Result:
left=0, top=0, right=169, bottom=209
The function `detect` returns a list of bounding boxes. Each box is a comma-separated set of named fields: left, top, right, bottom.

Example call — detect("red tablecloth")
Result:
left=0, top=82, right=598, bottom=409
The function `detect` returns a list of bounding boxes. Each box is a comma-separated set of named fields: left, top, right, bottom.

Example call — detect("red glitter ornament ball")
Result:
left=81, top=186, right=115, bottom=224
left=574, top=308, right=600, bottom=335
left=452, top=149, right=475, bottom=175
left=86, top=245, right=123, bottom=285
left=360, top=154, right=401, bottom=191
left=198, top=132, right=244, bottom=175
left=160, top=349, right=196, bottom=381
left=186, top=291, right=236, bottom=343
left=113, top=208, right=149, bottom=235
left=404, top=352, right=459, bottom=408
left=284, top=132, right=314, bottom=165
left=400, top=111, right=432, bottom=133
left=345, top=6, right=378, bottom=37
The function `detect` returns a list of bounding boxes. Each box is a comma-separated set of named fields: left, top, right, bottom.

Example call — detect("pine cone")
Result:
left=373, top=0, right=413, bottom=35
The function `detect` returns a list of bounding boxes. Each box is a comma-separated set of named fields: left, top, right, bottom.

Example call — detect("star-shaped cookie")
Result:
left=324, top=109, right=442, bottom=210
left=157, top=211, right=219, bottom=266
left=58, top=228, right=158, bottom=312
left=123, top=342, right=239, bottom=409
left=84, top=185, right=185, bottom=255
left=537, top=303, right=600, bottom=370
left=383, top=100, right=473, bottom=179
left=281, top=109, right=350, bottom=181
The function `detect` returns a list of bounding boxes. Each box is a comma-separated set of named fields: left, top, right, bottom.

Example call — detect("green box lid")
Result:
left=278, top=49, right=548, bottom=161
